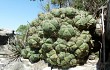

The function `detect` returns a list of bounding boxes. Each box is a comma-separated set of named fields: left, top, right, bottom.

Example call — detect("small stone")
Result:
left=88, top=55, right=96, bottom=60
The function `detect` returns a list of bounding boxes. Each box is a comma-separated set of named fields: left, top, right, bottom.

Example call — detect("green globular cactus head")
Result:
left=59, top=8, right=66, bottom=14
left=55, top=44, right=67, bottom=53
left=29, top=54, right=40, bottom=63
left=41, top=20, right=55, bottom=32
left=76, top=38, right=84, bottom=47
left=21, top=47, right=34, bottom=59
left=21, top=49, right=28, bottom=59
left=41, top=19, right=59, bottom=36
left=65, top=7, right=76, bottom=17
left=46, top=49, right=56, bottom=58
left=28, top=27, right=37, bottom=35
left=50, top=18, right=60, bottom=30
left=53, top=38, right=67, bottom=47
left=79, top=43, right=89, bottom=52
left=45, top=38, right=53, bottom=44
left=45, top=13, right=54, bottom=20
left=70, top=59, right=77, bottom=66
left=58, top=24, right=77, bottom=40
left=27, top=35, right=41, bottom=48
left=41, top=43, right=53, bottom=52
left=37, top=26, right=44, bottom=37
left=51, top=9, right=61, bottom=17
left=30, top=19, right=40, bottom=27
left=58, top=52, right=66, bottom=60
left=38, top=13, right=45, bottom=20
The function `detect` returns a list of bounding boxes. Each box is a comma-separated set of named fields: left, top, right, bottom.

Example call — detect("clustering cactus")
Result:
left=21, top=46, right=40, bottom=63
left=20, top=7, right=97, bottom=68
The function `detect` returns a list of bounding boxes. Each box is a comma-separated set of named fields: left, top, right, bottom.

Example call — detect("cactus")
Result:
left=19, top=7, right=97, bottom=68
left=29, top=54, right=40, bottom=63
left=27, top=34, right=41, bottom=48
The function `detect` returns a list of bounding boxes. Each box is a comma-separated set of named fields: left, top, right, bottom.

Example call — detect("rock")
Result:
left=0, top=45, right=13, bottom=56
left=88, top=55, right=96, bottom=60
left=43, top=67, right=51, bottom=70
left=0, top=36, right=9, bottom=45
left=0, top=29, right=13, bottom=36
left=3, top=62, right=25, bottom=70
left=32, top=60, right=48, bottom=70
left=0, top=29, right=15, bottom=45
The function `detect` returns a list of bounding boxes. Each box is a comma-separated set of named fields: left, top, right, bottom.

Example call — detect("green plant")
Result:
left=19, top=7, right=96, bottom=68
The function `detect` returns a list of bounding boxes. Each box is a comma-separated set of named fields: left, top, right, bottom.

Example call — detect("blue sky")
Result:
left=0, top=0, right=44, bottom=30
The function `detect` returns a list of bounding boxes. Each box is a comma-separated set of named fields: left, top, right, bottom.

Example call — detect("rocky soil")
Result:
left=0, top=45, right=100, bottom=70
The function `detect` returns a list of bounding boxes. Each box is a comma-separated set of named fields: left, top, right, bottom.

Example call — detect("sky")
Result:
left=0, top=0, right=44, bottom=30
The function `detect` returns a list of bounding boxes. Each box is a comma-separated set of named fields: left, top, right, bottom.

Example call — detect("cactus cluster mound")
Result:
left=21, top=7, right=96, bottom=68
